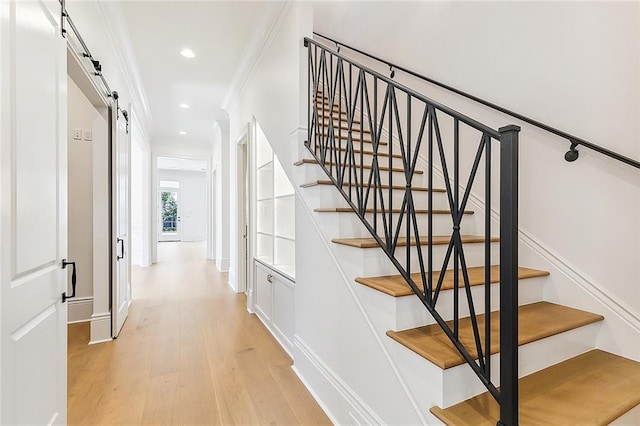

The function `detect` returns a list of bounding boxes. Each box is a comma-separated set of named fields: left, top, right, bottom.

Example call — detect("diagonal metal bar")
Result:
left=453, top=134, right=488, bottom=226
left=456, top=235, right=487, bottom=373
left=432, top=109, right=457, bottom=215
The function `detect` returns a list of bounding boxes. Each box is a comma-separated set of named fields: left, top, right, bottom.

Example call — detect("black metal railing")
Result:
left=304, top=37, right=520, bottom=425
left=313, top=32, right=640, bottom=171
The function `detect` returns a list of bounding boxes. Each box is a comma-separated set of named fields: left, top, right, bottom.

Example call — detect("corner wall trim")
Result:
left=293, top=336, right=384, bottom=425
left=89, top=312, right=112, bottom=345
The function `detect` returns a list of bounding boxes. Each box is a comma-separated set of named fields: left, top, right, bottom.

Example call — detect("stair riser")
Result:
left=331, top=240, right=500, bottom=278
left=386, top=321, right=602, bottom=408
left=303, top=146, right=410, bottom=168
left=358, top=277, right=545, bottom=331
left=610, top=405, right=640, bottom=425
left=441, top=322, right=602, bottom=406
left=300, top=159, right=428, bottom=186
left=300, top=183, right=451, bottom=212
left=316, top=209, right=476, bottom=240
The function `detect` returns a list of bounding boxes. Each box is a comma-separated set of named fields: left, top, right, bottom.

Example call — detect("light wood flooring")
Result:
left=68, top=242, right=331, bottom=425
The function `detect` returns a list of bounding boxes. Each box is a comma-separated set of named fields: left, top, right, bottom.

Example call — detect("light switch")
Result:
left=83, top=130, right=92, bottom=141
left=73, top=129, right=82, bottom=140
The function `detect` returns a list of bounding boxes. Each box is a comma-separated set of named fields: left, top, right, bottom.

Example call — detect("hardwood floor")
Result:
left=68, top=242, right=331, bottom=425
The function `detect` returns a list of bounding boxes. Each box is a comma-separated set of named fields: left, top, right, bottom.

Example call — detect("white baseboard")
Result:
left=293, top=336, right=384, bottom=425
left=67, top=297, right=93, bottom=324
left=89, top=312, right=112, bottom=344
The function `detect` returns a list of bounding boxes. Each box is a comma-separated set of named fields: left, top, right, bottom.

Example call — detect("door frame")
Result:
left=246, top=118, right=258, bottom=313
left=66, top=37, right=113, bottom=344
left=150, top=152, right=213, bottom=264
left=235, top=124, right=250, bottom=294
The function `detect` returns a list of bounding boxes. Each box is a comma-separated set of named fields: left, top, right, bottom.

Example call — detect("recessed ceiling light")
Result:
left=180, top=48, right=195, bottom=58
left=179, top=103, right=190, bottom=109
left=179, top=131, right=187, bottom=135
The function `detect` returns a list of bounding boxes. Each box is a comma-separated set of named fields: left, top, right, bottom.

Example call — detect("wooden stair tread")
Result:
left=314, top=207, right=473, bottom=215
left=294, top=158, right=421, bottom=174
left=386, top=301, right=604, bottom=369
left=331, top=235, right=498, bottom=249
left=355, top=265, right=549, bottom=297
left=301, top=180, right=445, bottom=193
left=430, top=349, right=640, bottom=425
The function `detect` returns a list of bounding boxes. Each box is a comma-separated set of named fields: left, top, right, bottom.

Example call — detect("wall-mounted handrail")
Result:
left=313, top=32, right=640, bottom=170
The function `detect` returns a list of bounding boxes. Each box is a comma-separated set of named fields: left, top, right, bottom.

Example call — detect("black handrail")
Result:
left=313, top=32, right=640, bottom=170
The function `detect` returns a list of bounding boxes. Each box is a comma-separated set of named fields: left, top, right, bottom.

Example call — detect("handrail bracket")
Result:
left=565, top=140, right=580, bottom=162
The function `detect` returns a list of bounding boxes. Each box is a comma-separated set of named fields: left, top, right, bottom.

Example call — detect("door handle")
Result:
left=117, top=238, right=125, bottom=260
left=61, top=259, right=77, bottom=303
left=266, top=274, right=274, bottom=283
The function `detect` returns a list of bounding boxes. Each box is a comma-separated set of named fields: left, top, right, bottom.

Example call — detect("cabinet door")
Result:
left=254, top=263, right=272, bottom=321
left=273, top=275, right=295, bottom=350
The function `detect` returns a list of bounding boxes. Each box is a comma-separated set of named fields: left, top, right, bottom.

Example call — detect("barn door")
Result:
left=0, top=0, right=68, bottom=424
left=111, top=105, right=131, bottom=337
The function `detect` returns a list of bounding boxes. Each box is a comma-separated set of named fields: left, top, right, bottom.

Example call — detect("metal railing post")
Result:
left=498, top=125, right=520, bottom=426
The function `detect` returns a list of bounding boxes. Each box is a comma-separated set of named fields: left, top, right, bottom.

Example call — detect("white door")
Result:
left=159, top=188, right=181, bottom=242
left=112, top=108, right=131, bottom=337
left=0, top=1, right=68, bottom=424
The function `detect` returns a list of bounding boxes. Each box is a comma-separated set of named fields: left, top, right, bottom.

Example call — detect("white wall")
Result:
left=313, top=1, right=640, bottom=352
left=212, top=122, right=231, bottom=271
left=131, top=135, right=145, bottom=266
left=157, top=169, right=207, bottom=242
left=227, top=2, right=311, bottom=291
left=150, top=145, right=213, bottom=264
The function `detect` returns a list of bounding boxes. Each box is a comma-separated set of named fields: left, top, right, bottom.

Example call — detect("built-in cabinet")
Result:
left=254, top=260, right=295, bottom=355
left=253, top=123, right=296, bottom=356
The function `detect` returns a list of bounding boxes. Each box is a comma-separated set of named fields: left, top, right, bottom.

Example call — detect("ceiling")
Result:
left=157, top=156, right=208, bottom=172
left=117, top=1, right=279, bottom=147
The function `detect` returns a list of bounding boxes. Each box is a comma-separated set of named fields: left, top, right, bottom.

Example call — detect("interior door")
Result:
left=0, top=1, right=68, bottom=424
left=111, top=107, right=131, bottom=337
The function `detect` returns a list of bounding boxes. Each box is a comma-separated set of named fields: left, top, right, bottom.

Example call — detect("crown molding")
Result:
left=95, top=1, right=153, bottom=145
left=222, top=1, right=293, bottom=112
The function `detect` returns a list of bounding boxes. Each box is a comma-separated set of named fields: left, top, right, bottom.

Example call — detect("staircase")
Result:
left=295, top=36, right=640, bottom=425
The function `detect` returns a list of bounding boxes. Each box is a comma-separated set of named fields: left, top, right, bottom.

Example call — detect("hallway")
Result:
left=67, top=242, right=330, bottom=425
